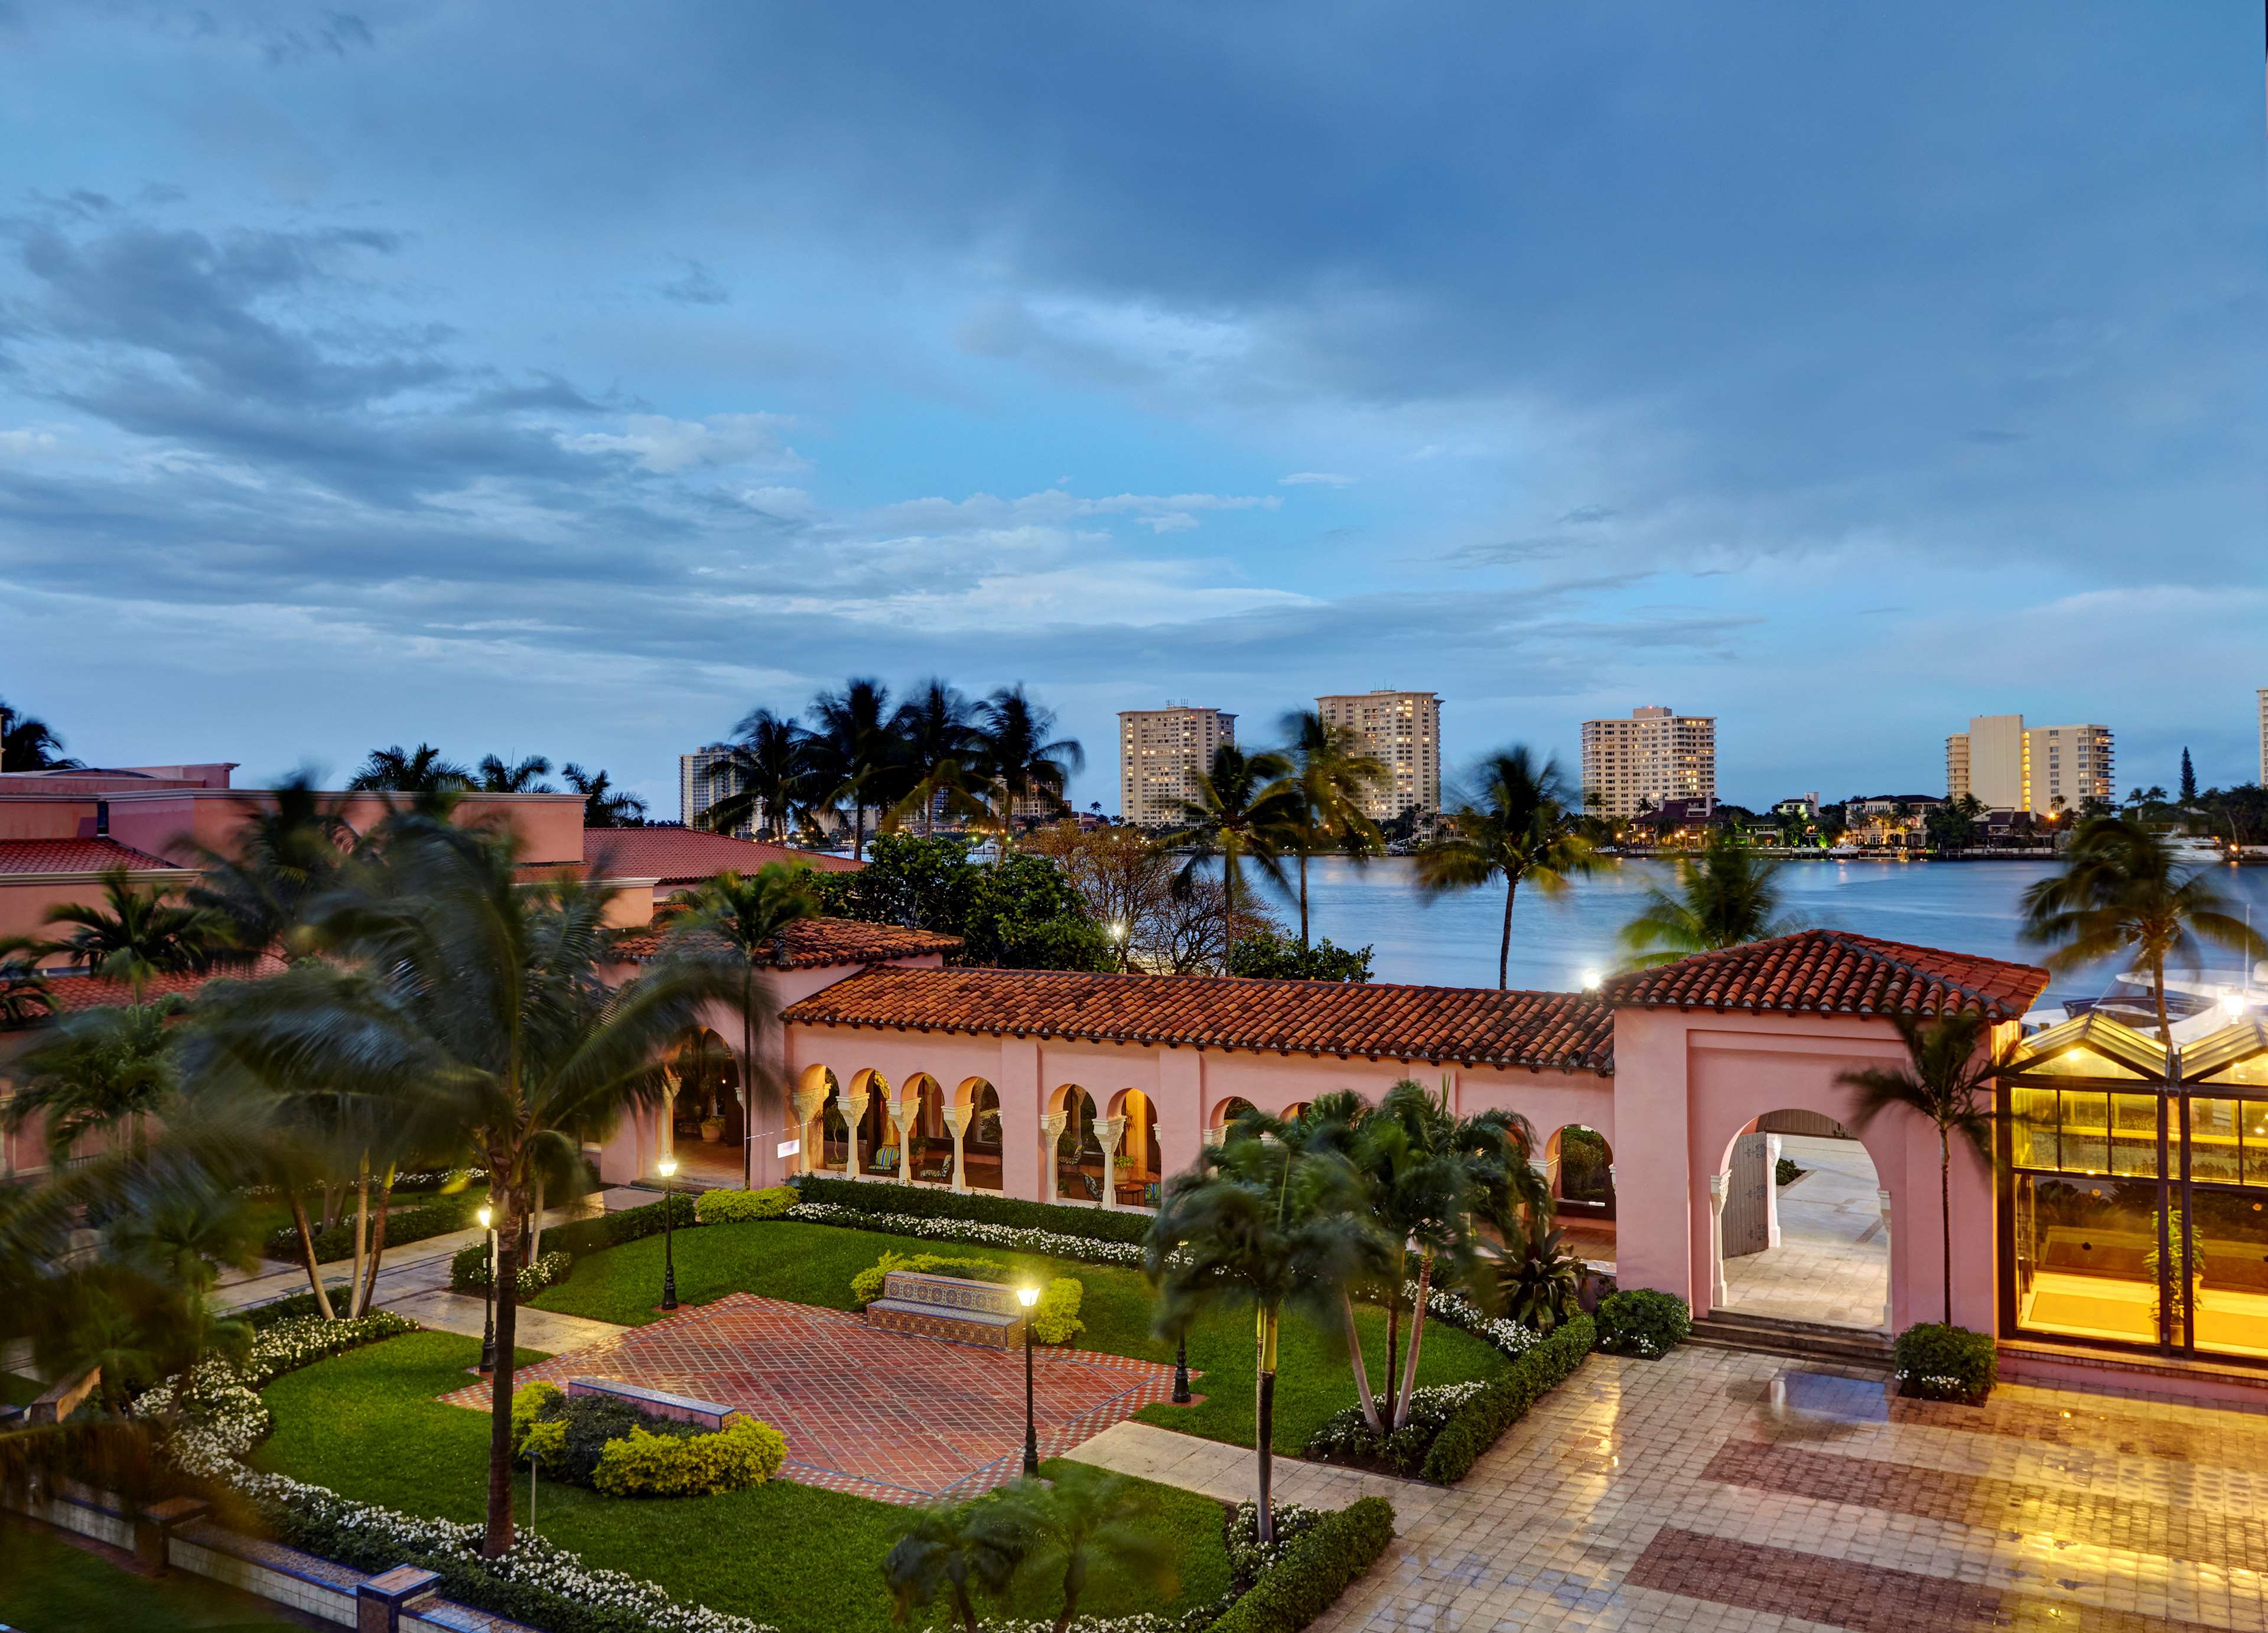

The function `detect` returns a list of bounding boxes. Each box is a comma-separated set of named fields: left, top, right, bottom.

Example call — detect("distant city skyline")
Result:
left=1, top=8, right=2258, bottom=815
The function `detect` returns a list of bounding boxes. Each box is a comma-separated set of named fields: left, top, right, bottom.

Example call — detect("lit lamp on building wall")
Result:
left=658, top=1154, right=680, bottom=1312
left=1017, top=1283, right=1042, bottom=1475
left=477, top=1203, right=497, bottom=1374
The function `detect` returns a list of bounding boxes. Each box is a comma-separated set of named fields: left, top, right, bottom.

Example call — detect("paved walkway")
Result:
left=1088, top=1342, right=2268, bottom=1633
left=438, top=1290, right=1183, bottom=1505
left=1722, top=1134, right=1890, bottom=1331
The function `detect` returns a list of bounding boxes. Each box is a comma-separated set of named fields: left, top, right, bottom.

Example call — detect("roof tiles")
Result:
left=567, top=828, right=861, bottom=883
left=0, top=838, right=188, bottom=876
left=781, top=967, right=1616, bottom=1074
left=1599, top=929, right=2049, bottom=1022
left=612, top=916, right=960, bottom=970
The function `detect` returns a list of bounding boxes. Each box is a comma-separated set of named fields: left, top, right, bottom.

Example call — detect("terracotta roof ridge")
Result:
left=1817, top=926, right=2051, bottom=993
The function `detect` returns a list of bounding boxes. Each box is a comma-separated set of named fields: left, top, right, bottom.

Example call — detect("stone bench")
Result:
left=863, top=1271, right=1026, bottom=1350
left=567, top=1377, right=734, bottom=1432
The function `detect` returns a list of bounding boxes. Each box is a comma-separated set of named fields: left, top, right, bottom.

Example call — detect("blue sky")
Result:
left=1, top=2, right=2260, bottom=816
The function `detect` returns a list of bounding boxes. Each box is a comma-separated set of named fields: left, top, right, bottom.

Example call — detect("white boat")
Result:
left=2166, top=835, right=2230, bottom=866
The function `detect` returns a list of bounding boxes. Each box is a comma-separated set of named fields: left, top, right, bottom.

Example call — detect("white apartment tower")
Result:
left=679, top=744, right=750, bottom=835
left=2258, top=688, right=2267, bottom=785
left=1316, top=690, right=1442, bottom=822
left=1944, top=714, right=2113, bottom=814
left=1580, top=706, right=1718, bottom=819
left=1118, top=707, right=1237, bottom=828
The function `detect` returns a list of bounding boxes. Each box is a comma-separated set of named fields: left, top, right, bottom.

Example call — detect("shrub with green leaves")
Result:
left=849, top=1249, right=1010, bottom=1309
left=453, top=1248, right=572, bottom=1297
left=1892, top=1322, right=1996, bottom=1404
left=1029, top=1276, right=1083, bottom=1344
left=1594, top=1289, right=1690, bottom=1358
left=1418, top=1316, right=1593, bottom=1484
left=592, top=1414, right=787, bottom=1498
left=1304, top=1382, right=1483, bottom=1476
left=692, top=1186, right=796, bottom=1224
left=1209, top=1497, right=1395, bottom=1633
left=263, top=1193, right=483, bottom=1264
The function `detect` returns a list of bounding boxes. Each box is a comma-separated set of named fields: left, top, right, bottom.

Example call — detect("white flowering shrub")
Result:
left=454, top=1249, right=573, bottom=1298
left=1303, top=1380, right=1486, bottom=1474
left=1416, top=1283, right=1540, bottom=1361
left=785, top=1202, right=1150, bottom=1267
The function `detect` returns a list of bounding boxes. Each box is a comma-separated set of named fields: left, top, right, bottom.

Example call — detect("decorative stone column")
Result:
left=659, top=1065, right=681, bottom=1165
left=1877, top=1186, right=1895, bottom=1329
left=942, top=1103, right=971, bottom=1193
left=842, top=1085, right=867, bottom=1180
left=792, top=1081, right=830, bottom=1179
left=1096, top=1115, right=1127, bottom=1209
left=1763, top=1135, right=1784, bottom=1250
left=1707, top=1171, right=1729, bottom=1310
left=1039, top=1112, right=1068, bottom=1204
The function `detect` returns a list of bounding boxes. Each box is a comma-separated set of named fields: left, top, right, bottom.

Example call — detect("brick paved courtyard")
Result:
left=440, top=1292, right=1185, bottom=1504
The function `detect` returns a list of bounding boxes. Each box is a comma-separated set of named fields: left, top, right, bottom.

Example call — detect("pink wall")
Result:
left=1611, top=1007, right=2009, bottom=1333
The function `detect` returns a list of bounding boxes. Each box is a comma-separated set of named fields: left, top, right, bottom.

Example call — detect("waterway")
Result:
left=1286, top=855, right=2268, bottom=1010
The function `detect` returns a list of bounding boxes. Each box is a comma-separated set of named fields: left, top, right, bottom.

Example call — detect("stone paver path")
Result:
left=1083, top=1344, right=2268, bottom=1632
left=439, top=1291, right=1183, bottom=1505
left=1070, top=1342, right=2268, bottom=1633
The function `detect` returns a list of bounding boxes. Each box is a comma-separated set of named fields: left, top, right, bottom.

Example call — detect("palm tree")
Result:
left=663, top=863, right=822, bottom=1188
left=0, top=936, right=54, bottom=1027
left=0, top=698, right=83, bottom=772
left=1277, top=711, right=1387, bottom=949
left=1146, top=1126, right=1378, bottom=1541
left=697, top=709, right=814, bottom=842
left=806, top=679, right=900, bottom=860
left=347, top=744, right=473, bottom=793
left=890, top=680, right=984, bottom=837
left=1333, top=1079, right=1533, bottom=1429
left=560, top=764, right=647, bottom=828
left=881, top=1499, right=1024, bottom=1633
left=1617, top=831, right=1805, bottom=971
left=42, top=870, right=224, bottom=997
left=1415, top=748, right=1597, bottom=989
left=1163, top=743, right=1297, bottom=969
left=184, top=773, right=360, bottom=965
left=969, top=687, right=1084, bottom=848
left=191, top=814, right=747, bottom=1556
left=476, top=754, right=555, bottom=792
left=2021, top=815, right=2266, bottom=1045
left=995, top=1465, right=1172, bottom=1633
left=1840, top=1010, right=2000, bottom=1324
left=1, top=997, right=184, bottom=1166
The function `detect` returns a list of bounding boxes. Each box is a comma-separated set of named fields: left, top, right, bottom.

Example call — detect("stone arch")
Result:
left=1281, top=1099, right=1312, bottom=1123
left=1052, top=1085, right=1104, bottom=1205
left=1107, top=1088, right=1161, bottom=1209
left=903, top=1073, right=951, bottom=1183
left=847, top=1069, right=894, bottom=1176
left=1545, top=1124, right=1615, bottom=1217
left=792, top=1065, right=838, bottom=1177
left=670, top=1028, right=744, bottom=1171
left=960, top=1078, right=1003, bottom=1192
left=1210, top=1095, right=1257, bottom=1131
left=1707, top=1109, right=1890, bottom=1333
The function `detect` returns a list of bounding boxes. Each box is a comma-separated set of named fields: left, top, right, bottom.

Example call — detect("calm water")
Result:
left=1281, top=856, right=2268, bottom=1010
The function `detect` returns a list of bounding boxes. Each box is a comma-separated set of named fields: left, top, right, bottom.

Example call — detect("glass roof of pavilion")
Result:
left=2000, top=1010, right=2268, bottom=1087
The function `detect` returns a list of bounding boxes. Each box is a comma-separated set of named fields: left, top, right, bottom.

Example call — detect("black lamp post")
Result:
left=1172, top=1335, right=1191, bottom=1404
left=477, top=1204, right=497, bottom=1374
left=658, top=1154, right=680, bottom=1312
left=1017, top=1283, right=1042, bottom=1476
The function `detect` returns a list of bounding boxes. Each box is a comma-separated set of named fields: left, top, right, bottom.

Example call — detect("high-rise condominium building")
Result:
left=1944, top=714, right=2113, bottom=814
left=1579, top=706, right=1717, bottom=820
left=679, top=744, right=750, bottom=836
left=1316, top=690, right=1442, bottom=822
left=2259, top=689, right=2267, bottom=785
left=1118, top=707, right=1237, bottom=828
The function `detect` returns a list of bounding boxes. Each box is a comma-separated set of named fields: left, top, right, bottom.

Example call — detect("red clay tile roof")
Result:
left=1599, top=929, right=2049, bottom=1022
left=611, top=916, right=959, bottom=970
left=0, top=838, right=190, bottom=876
left=575, top=828, right=861, bottom=883
left=22, top=957, right=287, bottom=1020
left=780, top=967, right=1616, bottom=1074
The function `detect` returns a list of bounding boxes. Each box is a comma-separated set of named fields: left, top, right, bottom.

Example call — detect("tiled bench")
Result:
left=864, top=1271, right=1026, bottom=1350
left=567, top=1377, right=734, bottom=1431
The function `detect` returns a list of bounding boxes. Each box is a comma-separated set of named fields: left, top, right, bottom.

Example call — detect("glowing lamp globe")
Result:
left=1017, top=1284, right=1041, bottom=1309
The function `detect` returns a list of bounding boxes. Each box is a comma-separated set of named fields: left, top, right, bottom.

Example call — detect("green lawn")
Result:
left=530, top=1218, right=1510, bottom=1453
left=256, top=1331, right=1233, bottom=1633
left=0, top=1520, right=303, bottom=1631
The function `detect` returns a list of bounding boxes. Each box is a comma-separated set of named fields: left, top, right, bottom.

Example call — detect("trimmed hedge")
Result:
left=1595, top=1289, right=1690, bottom=1358
left=1208, top=1497, right=1395, bottom=1633
left=790, top=1175, right=1153, bottom=1244
left=263, top=1193, right=483, bottom=1265
left=1892, top=1322, right=1996, bottom=1404
left=848, top=1250, right=1008, bottom=1309
left=1030, top=1276, right=1083, bottom=1345
left=593, top=1416, right=787, bottom=1498
left=692, top=1186, right=795, bottom=1224
left=243, top=1283, right=357, bottom=1329
left=1418, top=1315, right=1595, bottom=1485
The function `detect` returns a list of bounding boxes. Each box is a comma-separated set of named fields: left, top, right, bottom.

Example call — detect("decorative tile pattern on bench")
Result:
left=437, top=1292, right=1182, bottom=1505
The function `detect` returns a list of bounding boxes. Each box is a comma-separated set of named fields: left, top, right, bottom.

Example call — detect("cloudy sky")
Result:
left=2, top=3, right=2260, bottom=816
